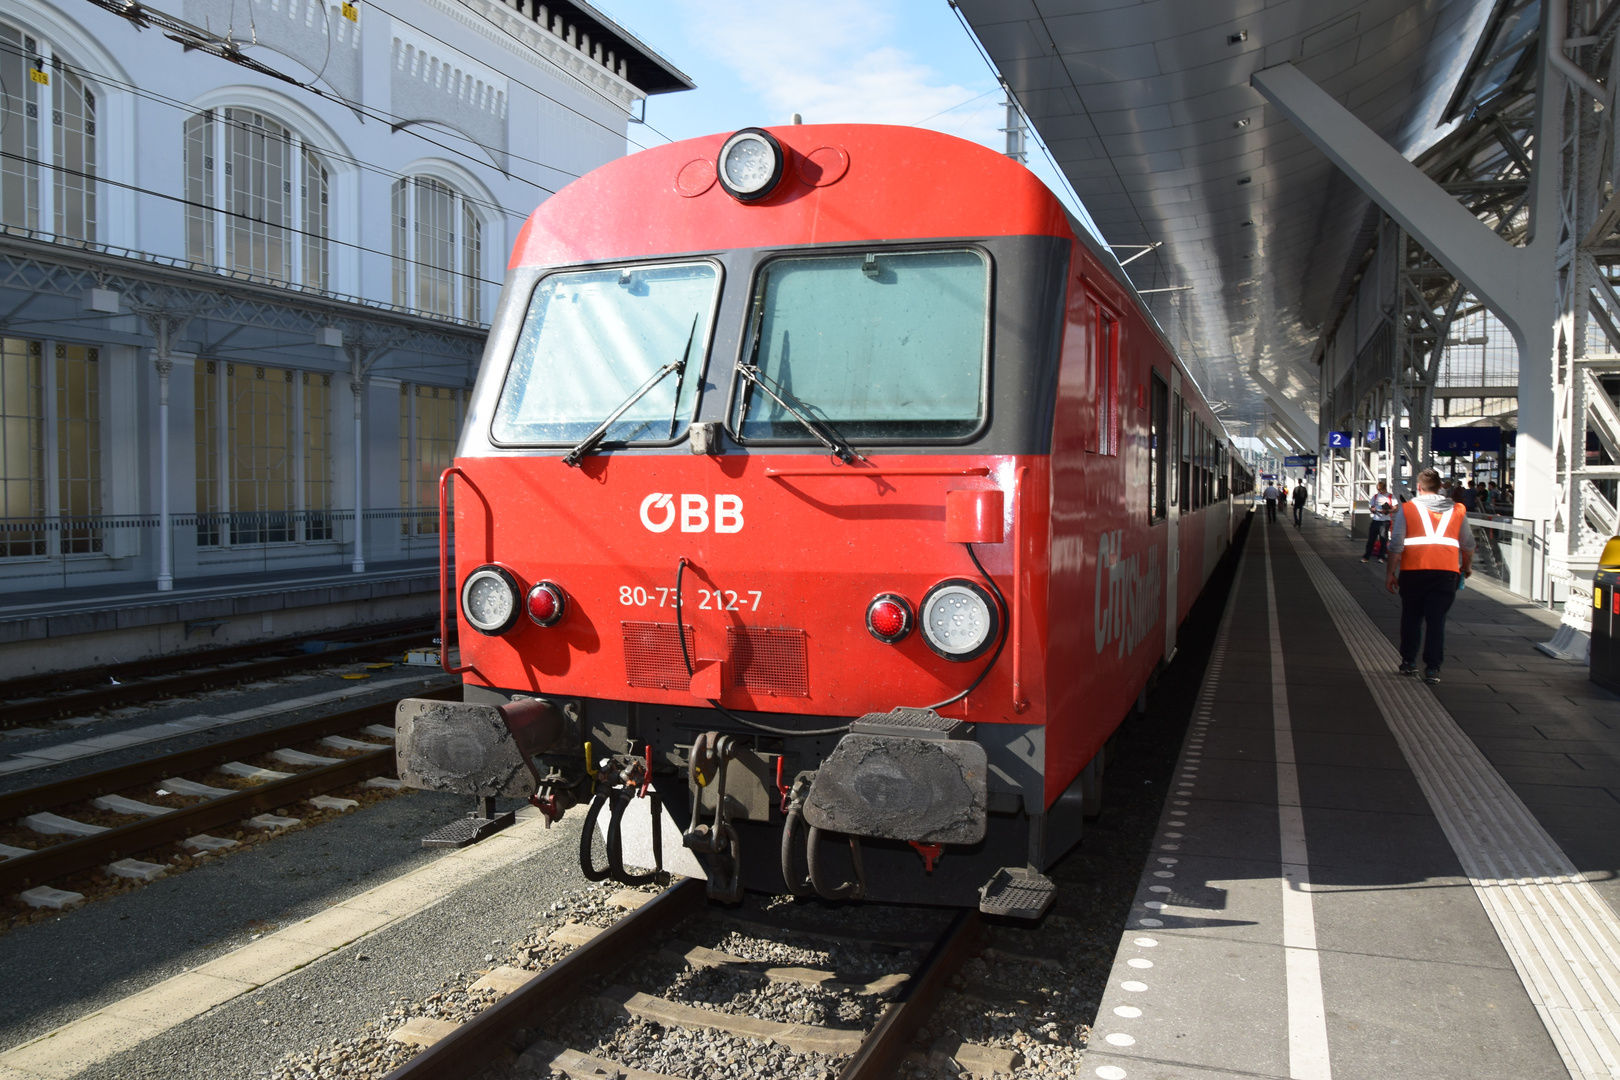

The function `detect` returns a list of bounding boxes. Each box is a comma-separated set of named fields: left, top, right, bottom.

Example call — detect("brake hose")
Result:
left=674, top=558, right=851, bottom=737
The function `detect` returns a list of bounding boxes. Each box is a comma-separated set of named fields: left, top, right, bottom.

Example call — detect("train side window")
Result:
left=1194, top=421, right=1205, bottom=510
left=1149, top=372, right=1168, bottom=522
left=1204, top=426, right=1214, bottom=506
left=1200, top=422, right=1210, bottom=508
left=1094, top=307, right=1119, bottom=456
left=1177, top=399, right=1190, bottom=512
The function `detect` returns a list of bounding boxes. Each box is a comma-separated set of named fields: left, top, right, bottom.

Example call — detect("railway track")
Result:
left=0, top=688, right=454, bottom=909
left=0, top=617, right=438, bottom=728
left=365, top=878, right=997, bottom=1080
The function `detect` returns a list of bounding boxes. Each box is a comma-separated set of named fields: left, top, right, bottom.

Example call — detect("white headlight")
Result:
left=717, top=128, right=783, bottom=202
left=461, top=566, right=520, bottom=635
left=919, top=579, right=1000, bottom=662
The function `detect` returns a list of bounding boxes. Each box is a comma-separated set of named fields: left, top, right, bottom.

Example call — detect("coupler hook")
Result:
left=909, top=841, right=943, bottom=874
left=683, top=731, right=743, bottom=903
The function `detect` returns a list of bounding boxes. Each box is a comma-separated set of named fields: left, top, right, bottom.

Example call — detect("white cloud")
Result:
left=674, top=0, right=1003, bottom=149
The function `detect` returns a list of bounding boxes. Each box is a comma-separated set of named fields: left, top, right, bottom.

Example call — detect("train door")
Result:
left=1165, top=368, right=1181, bottom=662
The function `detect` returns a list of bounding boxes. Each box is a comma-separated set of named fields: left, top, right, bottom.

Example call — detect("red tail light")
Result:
left=526, top=581, right=566, bottom=626
left=866, top=594, right=913, bottom=643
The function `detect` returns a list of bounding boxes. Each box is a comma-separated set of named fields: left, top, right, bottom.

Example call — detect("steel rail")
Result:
left=378, top=880, right=975, bottom=1080
left=0, top=749, right=394, bottom=893
left=0, top=687, right=454, bottom=822
left=379, top=878, right=708, bottom=1080
left=836, top=908, right=981, bottom=1080
left=2, top=629, right=435, bottom=726
left=0, top=616, right=433, bottom=702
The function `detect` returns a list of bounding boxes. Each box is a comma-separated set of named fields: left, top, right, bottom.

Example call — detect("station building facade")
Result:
left=0, top=0, right=688, bottom=599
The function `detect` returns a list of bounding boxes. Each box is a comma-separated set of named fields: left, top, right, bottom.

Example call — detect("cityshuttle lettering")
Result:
left=1093, top=530, right=1161, bottom=657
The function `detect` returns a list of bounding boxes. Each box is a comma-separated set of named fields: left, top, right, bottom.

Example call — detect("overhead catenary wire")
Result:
left=0, top=150, right=507, bottom=291
left=70, top=0, right=660, bottom=192
left=0, top=38, right=572, bottom=209
left=0, top=44, right=547, bottom=219
left=359, top=0, right=682, bottom=152
left=946, top=2, right=1124, bottom=251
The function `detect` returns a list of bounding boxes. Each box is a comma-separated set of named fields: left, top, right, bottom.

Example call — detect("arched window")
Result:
left=392, top=176, right=482, bottom=322
left=183, top=107, right=329, bottom=289
left=0, top=23, right=97, bottom=242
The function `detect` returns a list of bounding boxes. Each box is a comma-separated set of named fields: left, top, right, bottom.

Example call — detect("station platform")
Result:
left=0, top=560, right=439, bottom=678
left=1088, top=512, right=1620, bottom=1080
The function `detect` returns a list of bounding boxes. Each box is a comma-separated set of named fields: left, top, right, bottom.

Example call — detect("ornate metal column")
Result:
left=130, top=301, right=201, bottom=592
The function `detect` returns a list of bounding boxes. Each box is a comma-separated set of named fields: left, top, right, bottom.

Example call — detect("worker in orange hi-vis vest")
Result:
left=1385, top=467, right=1474, bottom=685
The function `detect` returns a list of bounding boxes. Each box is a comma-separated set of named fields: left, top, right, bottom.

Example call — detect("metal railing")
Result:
left=1313, top=502, right=1552, bottom=603
left=1464, top=513, right=1552, bottom=603
left=0, top=508, right=447, bottom=593
left=0, top=223, right=492, bottom=331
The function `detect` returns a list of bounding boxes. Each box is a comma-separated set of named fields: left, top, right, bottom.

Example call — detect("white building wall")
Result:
left=0, top=0, right=681, bottom=593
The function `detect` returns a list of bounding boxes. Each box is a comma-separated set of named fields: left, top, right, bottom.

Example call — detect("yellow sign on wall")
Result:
left=341, top=2, right=358, bottom=21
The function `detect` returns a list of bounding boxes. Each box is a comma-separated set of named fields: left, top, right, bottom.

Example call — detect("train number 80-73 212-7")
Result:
left=619, top=586, right=762, bottom=611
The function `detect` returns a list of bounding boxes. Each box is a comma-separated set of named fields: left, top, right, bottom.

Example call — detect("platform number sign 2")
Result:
left=1327, top=431, right=1353, bottom=449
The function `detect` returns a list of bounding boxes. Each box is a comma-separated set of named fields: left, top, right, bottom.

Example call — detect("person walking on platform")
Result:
left=1362, top=480, right=1395, bottom=563
left=1291, top=480, right=1308, bottom=527
left=1386, top=468, right=1474, bottom=684
left=1263, top=480, right=1281, bottom=523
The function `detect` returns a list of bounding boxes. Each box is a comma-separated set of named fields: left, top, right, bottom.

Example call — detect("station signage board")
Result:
left=1283, top=455, right=1318, bottom=468
left=1431, top=426, right=1502, bottom=453
left=1326, top=431, right=1353, bottom=448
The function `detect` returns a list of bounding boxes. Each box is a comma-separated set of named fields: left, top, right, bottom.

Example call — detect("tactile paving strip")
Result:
left=1286, top=526, right=1620, bottom=1080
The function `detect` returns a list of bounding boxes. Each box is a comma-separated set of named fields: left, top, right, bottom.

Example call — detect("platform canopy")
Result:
left=956, top=0, right=1499, bottom=448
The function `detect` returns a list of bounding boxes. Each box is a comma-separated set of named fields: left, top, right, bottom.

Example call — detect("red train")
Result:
left=397, top=124, right=1251, bottom=918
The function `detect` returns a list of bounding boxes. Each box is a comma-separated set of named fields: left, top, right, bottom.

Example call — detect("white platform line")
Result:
left=1089, top=512, right=1250, bottom=1075
left=1264, top=526, right=1333, bottom=1080
left=1285, top=526, right=1620, bottom=1080
left=0, top=674, right=450, bottom=775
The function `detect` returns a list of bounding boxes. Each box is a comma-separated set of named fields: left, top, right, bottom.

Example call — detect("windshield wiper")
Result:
left=734, top=365, right=867, bottom=465
left=562, top=318, right=698, bottom=467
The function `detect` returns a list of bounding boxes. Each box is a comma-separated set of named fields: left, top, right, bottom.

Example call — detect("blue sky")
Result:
left=596, top=0, right=1096, bottom=233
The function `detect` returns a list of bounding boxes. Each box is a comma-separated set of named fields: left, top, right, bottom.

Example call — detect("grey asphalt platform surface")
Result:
left=1306, top=514, right=1620, bottom=913
left=1088, top=512, right=1578, bottom=1080
left=0, top=789, right=589, bottom=1080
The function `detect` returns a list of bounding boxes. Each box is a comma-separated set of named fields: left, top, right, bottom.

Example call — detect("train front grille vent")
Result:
left=620, top=622, right=809, bottom=699
left=622, top=621, right=697, bottom=691
left=725, top=626, right=809, bottom=698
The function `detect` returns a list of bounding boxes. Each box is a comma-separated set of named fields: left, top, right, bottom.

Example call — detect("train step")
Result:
left=978, top=867, right=1057, bottom=921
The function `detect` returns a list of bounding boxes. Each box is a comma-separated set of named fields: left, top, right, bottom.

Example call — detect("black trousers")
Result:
left=1292, top=501, right=1304, bottom=525
left=1265, top=499, right=1278, bottom=521
left=1399, top=569, right=1459, bottom=670
left=1365, top=520, right=1389, bottom=559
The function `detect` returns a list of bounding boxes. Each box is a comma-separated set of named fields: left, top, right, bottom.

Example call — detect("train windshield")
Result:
left=492, top=262, right=717, bottom=445
left=734, top=249, right=988, bottom=443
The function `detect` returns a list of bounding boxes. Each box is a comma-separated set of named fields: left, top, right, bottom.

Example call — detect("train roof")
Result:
left=508, top=122, right=1235, bottom=446
left=510, top=124, right=1070, bottom=268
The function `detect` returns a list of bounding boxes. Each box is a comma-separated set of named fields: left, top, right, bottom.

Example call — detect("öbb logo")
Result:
left=639, top=493, right=744, bottom=534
